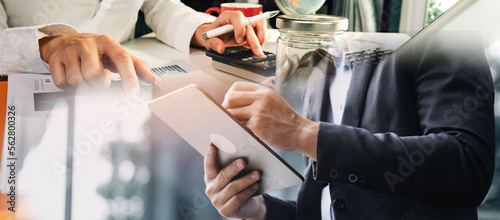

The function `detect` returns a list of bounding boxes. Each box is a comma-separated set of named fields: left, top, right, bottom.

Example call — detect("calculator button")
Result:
left=253, top=55, right=267, bottom=60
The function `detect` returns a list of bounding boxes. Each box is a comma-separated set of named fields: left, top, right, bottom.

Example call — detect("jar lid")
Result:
left=276, top=14, right=348, bottom=33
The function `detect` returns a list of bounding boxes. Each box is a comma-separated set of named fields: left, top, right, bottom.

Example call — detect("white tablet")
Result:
left=148, top=84, right=304, bottom=195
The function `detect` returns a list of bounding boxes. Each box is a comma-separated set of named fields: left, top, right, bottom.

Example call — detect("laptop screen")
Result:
left=399, top=0, right=500, bottom=51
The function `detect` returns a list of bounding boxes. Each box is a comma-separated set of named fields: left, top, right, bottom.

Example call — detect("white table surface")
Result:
left=121, top=29, right=409, bottom=88
left=122, top=31, right=280, bottom=88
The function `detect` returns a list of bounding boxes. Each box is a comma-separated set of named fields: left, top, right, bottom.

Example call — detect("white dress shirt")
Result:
left=0, top=0, right=215, bottom=74
left=321, top=60, right=352, bottom=220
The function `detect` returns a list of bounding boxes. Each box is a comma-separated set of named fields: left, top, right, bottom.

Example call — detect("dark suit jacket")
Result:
left=263, top=31, right=495, bottom=219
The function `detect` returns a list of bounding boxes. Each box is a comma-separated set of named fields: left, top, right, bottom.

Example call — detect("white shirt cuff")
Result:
left=35, top=23, right=80, bottom=71
left=37, top=23, right=79, bottom=37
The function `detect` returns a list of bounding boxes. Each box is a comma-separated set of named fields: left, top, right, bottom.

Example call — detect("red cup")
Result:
left=205, top=3, right=263, bottom=17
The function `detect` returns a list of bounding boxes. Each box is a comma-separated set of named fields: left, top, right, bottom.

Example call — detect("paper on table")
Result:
left=0, top=74, right=66, bottom=193
left=151, top=59, right=230, bottom=104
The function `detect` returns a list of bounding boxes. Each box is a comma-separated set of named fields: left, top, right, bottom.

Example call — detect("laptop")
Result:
left=343, top=0, right=500, bottom=81
left=396, top=0, right=500, bottom=52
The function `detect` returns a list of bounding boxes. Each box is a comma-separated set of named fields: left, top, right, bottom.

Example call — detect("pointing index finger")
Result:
left=98, top=35, right=140, bottom=97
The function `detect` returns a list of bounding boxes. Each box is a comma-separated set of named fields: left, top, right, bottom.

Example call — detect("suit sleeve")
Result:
left=262, top=194, right=296, bottom=219
left=141, top=0, right=215, bottom=54
left=312, top=32, right=495, bottom=207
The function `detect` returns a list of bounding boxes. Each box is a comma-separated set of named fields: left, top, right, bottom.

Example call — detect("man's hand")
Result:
left=39, top=33, right=156, bottom=97
left=223, top=82, right=319, bottom=160
left=204, top=145, right=266, bottom=220
left=192, top=11, right=267, bottom=57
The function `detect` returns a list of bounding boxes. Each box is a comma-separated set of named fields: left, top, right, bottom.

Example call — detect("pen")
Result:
left=202, top=10, right=280, bottom=40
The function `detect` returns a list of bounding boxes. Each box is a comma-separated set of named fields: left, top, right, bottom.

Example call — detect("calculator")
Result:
left=205, top=46, right=276, bottom=83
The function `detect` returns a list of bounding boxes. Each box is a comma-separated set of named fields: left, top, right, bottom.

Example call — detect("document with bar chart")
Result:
left=151, top=59, right=229, bottom=104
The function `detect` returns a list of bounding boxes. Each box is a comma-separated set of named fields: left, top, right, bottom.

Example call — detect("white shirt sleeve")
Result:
left=142, top=0, right=216, bottom=54
left=0, top=23, right=79, bottom=74
left=0, top=3, right=7, bottom=31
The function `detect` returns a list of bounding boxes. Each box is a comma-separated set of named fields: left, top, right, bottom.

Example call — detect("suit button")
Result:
left=339, top=171, right=347, bottom=180
left=329, top=169, right=339, bottom=179
left=333, top=199, right=346, bottom=211
left=348, top=174, right=358, bottom=183
left=359, top=175, right=367, bottom=183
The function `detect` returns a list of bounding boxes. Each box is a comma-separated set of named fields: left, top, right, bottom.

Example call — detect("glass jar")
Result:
left=275, top=14, right=348, bottom=114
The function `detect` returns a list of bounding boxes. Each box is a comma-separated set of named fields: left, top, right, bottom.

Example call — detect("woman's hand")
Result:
left=192, top=11, right=267, bottom=56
